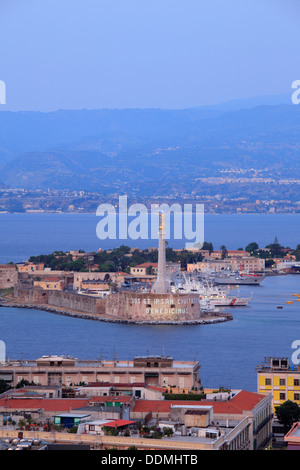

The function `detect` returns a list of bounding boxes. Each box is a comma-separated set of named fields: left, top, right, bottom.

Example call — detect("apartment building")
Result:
left=187, top=256, right=265, bottom=273
left=0, top=355, right=201, bottom=390
left=257, top=357, right=300, bottom=410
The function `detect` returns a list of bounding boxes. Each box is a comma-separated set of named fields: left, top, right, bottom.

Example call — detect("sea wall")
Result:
left=14, top=283, right=49, bottom=304
left=10, top=287, right=232, bottom=324
left=47, top=291, right=106, bottom=315
left=104, top=292, right=203, bottom=322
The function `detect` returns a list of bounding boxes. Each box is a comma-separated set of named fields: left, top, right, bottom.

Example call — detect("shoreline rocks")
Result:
left=0, top=300, right=233, bottom=325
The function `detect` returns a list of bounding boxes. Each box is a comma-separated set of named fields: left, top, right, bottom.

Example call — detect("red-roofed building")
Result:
left=130, top=263, right=158, bottom=276
left=102, top=419, right=136, bottom=428
left=131, top=390, right=273, bottom=450
left=83, top=418, right=136, bottom=436
left=0, top=397, right=90, bottom=421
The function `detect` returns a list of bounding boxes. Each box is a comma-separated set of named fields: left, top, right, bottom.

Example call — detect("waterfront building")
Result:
left=0, top=355, right=201, bottom=390
left=209, top=250, right=251, bottom=259
left=130, top=262, right=181, bottom=277
left=16, top=262, right=45, bottom=273
left=73, top=272, right=129, bottom=290
left=33, top=276, right=65, bottom=291
left=130, top=263, right=158, bottom=276
left=187, top=256, right=265, bottom=273
left=257, top=357, right=300, bottom=410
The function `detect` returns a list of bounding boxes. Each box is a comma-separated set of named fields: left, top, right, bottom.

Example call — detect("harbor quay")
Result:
left=6, top=285, right=232, bottom=325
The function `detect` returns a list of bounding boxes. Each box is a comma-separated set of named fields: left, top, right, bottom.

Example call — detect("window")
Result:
left=294, top=379, right=300, bottom=387
left=265, top=378, right=271, bottom=386
left=279, top=379, right=285, bottom=386
left=280, top=393, right=286, bottom=400
left=295, top=393, right=300, bottom=401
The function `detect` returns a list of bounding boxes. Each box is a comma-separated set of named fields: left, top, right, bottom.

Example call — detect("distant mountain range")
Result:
left=0, top=93, right=299, bottom=197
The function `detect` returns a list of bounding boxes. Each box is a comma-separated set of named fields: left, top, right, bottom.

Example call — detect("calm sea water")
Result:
left=0, top=212, right=299, bottom=264
left=0, top=213, right=300, bottom=392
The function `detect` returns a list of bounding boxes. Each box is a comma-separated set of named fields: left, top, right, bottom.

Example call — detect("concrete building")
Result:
left=0, top=388, right=272, bottom=450
left=130, top=389, right=273, bottom=450
left=130, top=262, right=181, bottom=277
left=209, top=250, right=251, bottom=259
left=16, top=262, right=45, bottom=273
left=257, top=357, right=300, bottom=411
left=130, top=263, right=158, bottom=276
left=187, top=256, right=265, bottom=273
left=73, top=272, right=129, bottom=290
left=0, top=355, right=201, bottom=390
left=33, top=276, right=65, bottom=291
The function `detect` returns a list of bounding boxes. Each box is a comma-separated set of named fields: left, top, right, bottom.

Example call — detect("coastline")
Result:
left=0, top=300, right=233, bottom=325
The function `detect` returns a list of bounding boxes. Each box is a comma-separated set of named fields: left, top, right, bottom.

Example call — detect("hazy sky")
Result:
left=0, top=0, right=299, bottom=111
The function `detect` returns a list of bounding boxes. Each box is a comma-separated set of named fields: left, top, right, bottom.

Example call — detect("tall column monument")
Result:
left=151, top=211, right=171, bottom=294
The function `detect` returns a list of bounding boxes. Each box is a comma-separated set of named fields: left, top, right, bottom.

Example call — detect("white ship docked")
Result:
left=170, top=274, right=252, bottom=307
left=212, top=271, right=265, bottom=286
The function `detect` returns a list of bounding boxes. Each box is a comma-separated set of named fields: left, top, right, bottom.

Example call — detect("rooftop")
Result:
left=132, top=390, right=266, bottom=415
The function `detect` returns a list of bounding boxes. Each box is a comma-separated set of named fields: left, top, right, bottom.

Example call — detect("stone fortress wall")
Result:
left=105, top=292, right=203, bottom=322
left=12, top=287, right=203, bottom=323
left=0, top=265, right=18, bottom=290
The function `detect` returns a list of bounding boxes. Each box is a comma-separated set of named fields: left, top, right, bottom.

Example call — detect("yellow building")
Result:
left=33, top=276, right=65, bottom=291
left=257, top=357, right=300, bottom=411
left=17, top=262, right=44, bottom=272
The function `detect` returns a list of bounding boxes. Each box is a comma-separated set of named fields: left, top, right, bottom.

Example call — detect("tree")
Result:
left=220, top=245, right=228, bottom=259
left=202, top=242, right=214, bottom=253
left=245, top=242, right=259, bottom=253
left=265, top=259, right=275, bottom=268
left=275, top=400, right=300, bottom=432
left=266, top=237, right=283, bottom=257
left=0, top=379, right=11, bottom=394
left=16, top=379, right=37, bottom=388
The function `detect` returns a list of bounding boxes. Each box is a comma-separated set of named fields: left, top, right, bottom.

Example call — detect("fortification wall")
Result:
left=47, top=291, right=100, bottom=315
left=105, top=292, right=203, bottom=322
left=0, top=265, right=18, bottom=289
left=14, top=284, right=49, bottom=304
left=11, top=288, right=206, bottom=323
